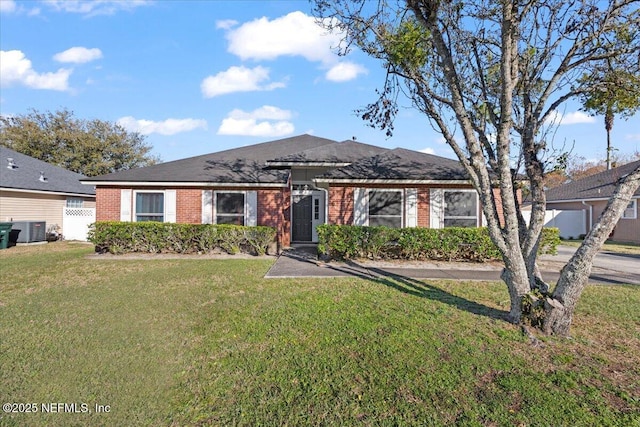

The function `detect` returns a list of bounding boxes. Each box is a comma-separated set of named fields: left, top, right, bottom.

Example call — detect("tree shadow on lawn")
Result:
left=344, top=261, right=509, bottom=322
left=279, top=246, right=508, bottom=322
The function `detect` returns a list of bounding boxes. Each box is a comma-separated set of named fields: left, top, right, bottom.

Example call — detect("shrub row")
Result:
left=317, top=225, right=560, bottom=262
left=88, top=221, right=277, bottom=255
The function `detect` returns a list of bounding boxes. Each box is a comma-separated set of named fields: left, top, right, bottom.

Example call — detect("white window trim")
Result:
left=214, top=191, right=246, bottom=225
left=133, top=190, right=166, bottom=222
left=66, top=198, right=84, bottom=208
left=622, top=199, right=638, bottom=220
left=367, top=189, right=404, bottom=228
left=443, top=189, right=479, bottom=227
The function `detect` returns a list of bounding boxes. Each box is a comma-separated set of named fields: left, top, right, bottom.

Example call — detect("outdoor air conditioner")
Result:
left=11, top=221, right=46, bottom=243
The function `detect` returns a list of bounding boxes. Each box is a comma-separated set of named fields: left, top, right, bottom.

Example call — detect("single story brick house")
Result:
left=545, top=160, right=640, bottom=244
left=1, top=146, right=96, bottom=241
left=82, top=134, right=501, bottom=248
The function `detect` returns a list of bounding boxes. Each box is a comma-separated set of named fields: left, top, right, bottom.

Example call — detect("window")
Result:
left=216, top=192, right=245, bottom=225
left=368, top=190, right=402, bottom=228
left=66, top=198, right=84, bottom=208
left=622, top=200, right=637, bottom=219
left=444, top=190, right=477, bottom=227
left=135, top=192, right=164, bottom=222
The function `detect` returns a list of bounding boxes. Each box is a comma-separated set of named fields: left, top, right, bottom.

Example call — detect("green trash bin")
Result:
left=0, top=222, right=13, bottom=249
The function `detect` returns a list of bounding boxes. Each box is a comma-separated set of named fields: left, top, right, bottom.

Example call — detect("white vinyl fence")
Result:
left=62, top=207, right=96, bottom=241
left=522, top=209, right=586, bottom=240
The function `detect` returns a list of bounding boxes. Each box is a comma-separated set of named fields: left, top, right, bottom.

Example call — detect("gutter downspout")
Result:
left=581, top=200, right=593, bottom=236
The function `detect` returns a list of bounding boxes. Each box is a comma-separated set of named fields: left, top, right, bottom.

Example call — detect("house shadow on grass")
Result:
left=343, top=261, right=509, bottom=322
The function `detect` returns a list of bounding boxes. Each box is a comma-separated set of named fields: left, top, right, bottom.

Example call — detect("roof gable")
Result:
left=0, top=146, right=95, bottom=196
left=546, top=160, right=640, bottom=202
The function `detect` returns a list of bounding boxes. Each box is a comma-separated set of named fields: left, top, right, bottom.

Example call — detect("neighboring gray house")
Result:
left=0, top=146, right=96, bottom=241
left=545, top=160, right=640, bottom=244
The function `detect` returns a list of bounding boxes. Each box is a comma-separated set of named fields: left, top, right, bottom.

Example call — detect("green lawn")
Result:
left=1, top=243, right=638, bottom=426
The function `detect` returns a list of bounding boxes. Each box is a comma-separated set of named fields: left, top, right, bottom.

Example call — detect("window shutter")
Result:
left=202, top=190, right=213, bottom=224
left=430, top=188, right=444, bottom=229
left=353, top=188, right=368, bottom=226
left=165, top=190, right=177, bottom=223
left=120, top=189, right=131, bottom=222
left=405, top=188, right=418, bottom=227
left=245, top=190, right=257, bottom=226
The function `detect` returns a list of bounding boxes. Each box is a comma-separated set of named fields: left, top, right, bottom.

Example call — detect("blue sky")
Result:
left=1, top=0, right=638, bottom=164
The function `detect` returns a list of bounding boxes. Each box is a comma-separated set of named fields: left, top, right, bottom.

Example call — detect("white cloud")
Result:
left=545, top=110, right=596, bottom=126
left=624, top=133, right=640, bottom=142
left=419, top=147, right=436, bottom=155
left=0, top=0, right=17, bottom=13
left=217, top=106, right=295, bottom=137
left=223, top=11, right=368, bottom=82
left=226, top=11, right=341, bottom=64
left=325, top=62, right=368, bottom=82
left=53, top=47, right=103, bottom=64
left=117, top=116, right=208, bottom=136
left=0, top=50, right=71, bottom=91
left=201, top=65, right=285, bottom=98
left=42, top=0, right=153, bottom=16
left=216, top=19, right=238, bottom=30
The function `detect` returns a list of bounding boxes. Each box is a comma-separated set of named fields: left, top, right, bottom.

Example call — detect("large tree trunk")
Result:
left=543, top=166, right=640, bottom=336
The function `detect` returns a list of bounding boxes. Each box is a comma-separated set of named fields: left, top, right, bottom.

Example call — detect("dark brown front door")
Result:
left=292, top=194, right=312, bottom=242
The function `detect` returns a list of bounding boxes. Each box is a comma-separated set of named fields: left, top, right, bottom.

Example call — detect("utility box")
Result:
left=11, top=221, right=46, bottom=243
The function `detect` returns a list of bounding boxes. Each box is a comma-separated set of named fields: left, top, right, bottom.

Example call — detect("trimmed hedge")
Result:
left=317, top=225, right=560, bottom=262
left=88, top=221, right=277, bottom=255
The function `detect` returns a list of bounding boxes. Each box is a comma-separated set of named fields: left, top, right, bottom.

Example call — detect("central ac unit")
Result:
left=11, top=221, right=46, bottom=243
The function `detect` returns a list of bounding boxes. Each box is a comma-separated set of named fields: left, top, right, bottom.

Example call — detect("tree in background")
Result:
left=579, top=65, right=640, bottom=170
left=545, top=152, right=640, bottom=189
left=0, top=109, right=159, bottom=176
left=314, top=0, right=640, bottom=335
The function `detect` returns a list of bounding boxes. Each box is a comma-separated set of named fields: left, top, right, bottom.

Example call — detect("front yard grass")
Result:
left=1, top=242, right=638, bottom=426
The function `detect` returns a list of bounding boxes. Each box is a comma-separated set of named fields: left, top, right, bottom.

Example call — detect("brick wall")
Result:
left=417, top=188, right=430, bottom=227
left=176, top=189, right=202, bottom=224
left=328, top=186, right=354, bottom=225
left=96, top=187, right=121, bottom=221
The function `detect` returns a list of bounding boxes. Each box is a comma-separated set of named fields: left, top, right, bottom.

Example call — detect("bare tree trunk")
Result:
left=543, top=166, right=640, bottom=336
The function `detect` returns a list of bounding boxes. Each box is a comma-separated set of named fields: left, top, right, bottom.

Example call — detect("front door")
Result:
left=292, top=194, right=313, bottom=242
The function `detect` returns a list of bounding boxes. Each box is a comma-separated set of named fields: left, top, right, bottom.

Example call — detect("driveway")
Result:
left=539, top=246, right=640, bottom=285
left=266, top=245, right=639, bottom=285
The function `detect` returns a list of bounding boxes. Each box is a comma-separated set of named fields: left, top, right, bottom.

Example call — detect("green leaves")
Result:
left=317, top=225, right=560, bottom=261
left=381, top=19, right=430, bottom=72
left=0, top=108, right=159, bottom=176
left=88, top=221, right=277, bottom=255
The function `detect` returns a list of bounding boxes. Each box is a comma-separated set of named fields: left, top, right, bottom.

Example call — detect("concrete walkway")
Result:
left=265, top=245, right=639, bottom=285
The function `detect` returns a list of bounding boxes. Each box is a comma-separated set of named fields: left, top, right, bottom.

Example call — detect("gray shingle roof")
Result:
left=0, top=146, right=95, bottom=196
left=266, top=140, right=388, bottom=165
left=316, top=148, right=470, bottom=181
left=83, top=134, right=337, bottom=184
left=82, top=135, right=472, bottom=185
left=546, top=160, right=640, bottom=201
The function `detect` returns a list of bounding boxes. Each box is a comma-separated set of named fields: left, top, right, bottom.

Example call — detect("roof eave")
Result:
left=265, top=161, right=352, bottom=168
left=1, top=187, right=96, bottom=198
left=313, top=178, right=472, bottom=185
left=547, top=194, right=639, bottom=204
left=80, top=180, right=288, bottom=188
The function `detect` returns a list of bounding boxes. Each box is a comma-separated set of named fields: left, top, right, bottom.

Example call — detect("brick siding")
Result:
left=176, top=189, right=202, bottom=224
left=328, top=186, right=354, bottom=225
left=96, top=188, right=121, bottom=221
